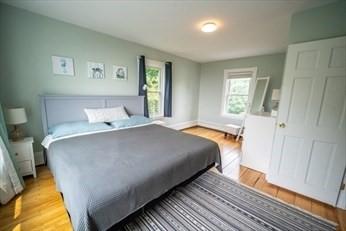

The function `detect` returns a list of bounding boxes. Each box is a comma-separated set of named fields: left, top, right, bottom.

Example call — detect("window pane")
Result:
left=226, top=95, right=248, bottom=115
left=229, top=78, right=251, bottom=95
left=146, top=67, right=161, bottom=91
left=147, top=92, right=161, bottom=117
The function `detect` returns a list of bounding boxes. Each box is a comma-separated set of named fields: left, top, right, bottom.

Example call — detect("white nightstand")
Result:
left=10, top=137, right=36, bottom=178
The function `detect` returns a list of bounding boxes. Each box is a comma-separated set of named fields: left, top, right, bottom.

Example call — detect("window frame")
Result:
left=221, top=67, right=258, bottom=119
left=145, top=59, right=165, bottom=119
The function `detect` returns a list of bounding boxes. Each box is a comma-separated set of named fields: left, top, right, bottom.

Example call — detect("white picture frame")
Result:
left=88, top=62, right=105, bottom=79
left=51, top=56, right=74, bottom=76
left=112, top=65, right=127, bottom=80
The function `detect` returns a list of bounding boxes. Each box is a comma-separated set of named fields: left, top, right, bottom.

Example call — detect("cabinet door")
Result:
left=12, top=144, right=31, bottom=161
left=268, top=36, right=346, bottom=205
left=18, top=160, right=33, bottom=176
left=242, top=115, right=276, bottom=173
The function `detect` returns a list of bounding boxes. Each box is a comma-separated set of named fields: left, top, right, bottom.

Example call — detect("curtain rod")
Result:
left=137, top=55, right=171, bottom=64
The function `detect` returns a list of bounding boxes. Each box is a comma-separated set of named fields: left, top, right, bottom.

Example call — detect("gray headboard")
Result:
left=40, top=95, right=144, bottom=136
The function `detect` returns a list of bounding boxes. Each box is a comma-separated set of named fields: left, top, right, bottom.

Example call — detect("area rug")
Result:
left=121, top=171, right=336, bottom=231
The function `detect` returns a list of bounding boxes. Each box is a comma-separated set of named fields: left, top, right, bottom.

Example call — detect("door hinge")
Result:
left=341, top=183, right=345, bottom=191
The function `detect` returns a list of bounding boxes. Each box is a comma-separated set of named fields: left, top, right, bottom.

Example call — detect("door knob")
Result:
left=278, top=123, right=286, bottom=128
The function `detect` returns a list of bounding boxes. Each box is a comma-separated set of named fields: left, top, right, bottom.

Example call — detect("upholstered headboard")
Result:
left=40, top=95, right=144, bottom=136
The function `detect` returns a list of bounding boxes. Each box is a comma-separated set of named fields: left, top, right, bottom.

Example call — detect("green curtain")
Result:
left=164, top=62, right=172, bottom=117
left=0, top=103, right=24, bottom=204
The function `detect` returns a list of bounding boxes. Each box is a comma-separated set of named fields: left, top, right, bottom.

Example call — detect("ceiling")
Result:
left=3, top=0, right=335, bottom=63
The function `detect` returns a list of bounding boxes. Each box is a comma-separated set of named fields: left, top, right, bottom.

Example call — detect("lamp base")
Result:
left=10, top=126, right=24, bottom=141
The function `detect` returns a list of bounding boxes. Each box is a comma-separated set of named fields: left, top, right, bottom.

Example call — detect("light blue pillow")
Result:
left=110, top=115, right=152, bottom=129
left=49, top=121, right=112, bottom=138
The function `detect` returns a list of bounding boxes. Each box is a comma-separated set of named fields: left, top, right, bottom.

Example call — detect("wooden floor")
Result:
left=184, top=127, right=346, bottom=231
left=0, top=126, right=345, bottom=231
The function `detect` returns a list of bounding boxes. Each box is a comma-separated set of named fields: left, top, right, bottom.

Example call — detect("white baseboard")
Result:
left=167, top=120, right=197, bottom=130
left=34, top=151, right=45, bottom=166
left=166, top=120, right=229, bottom=131
left=197, top=120, right=227, bottom=132
left=168, top=120, right=231, bottom=133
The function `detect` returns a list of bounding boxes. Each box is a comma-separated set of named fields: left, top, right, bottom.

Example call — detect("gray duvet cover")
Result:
left=47, top=124, right=221, bottom=231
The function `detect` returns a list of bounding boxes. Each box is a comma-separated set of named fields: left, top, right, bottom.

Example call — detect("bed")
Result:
left=40, top=95, right=221, bottom=231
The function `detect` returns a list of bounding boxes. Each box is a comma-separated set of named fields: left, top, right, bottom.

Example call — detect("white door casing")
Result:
left=267, top=36, right=346, bottom=205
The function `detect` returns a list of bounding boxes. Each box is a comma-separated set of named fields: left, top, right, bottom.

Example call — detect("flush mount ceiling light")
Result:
left=201, top=22, right=217, bottom=33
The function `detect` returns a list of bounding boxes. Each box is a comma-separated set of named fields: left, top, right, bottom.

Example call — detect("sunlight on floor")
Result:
left=14, top=196, right=22, bottom=219
left=224, top=163, right=242, bottom=181
left=12, top=224, right=21, bottom=231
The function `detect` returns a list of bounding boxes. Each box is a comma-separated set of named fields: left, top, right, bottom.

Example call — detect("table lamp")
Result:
left=5, top=108, right=27, bottom=141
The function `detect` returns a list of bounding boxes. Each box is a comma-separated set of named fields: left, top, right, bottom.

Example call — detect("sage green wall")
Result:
left=289, top=0, right=346, bottom=44
left=0, top=4, right=201, bottom=150
left=197, top=0, right=346, bottom=127
left=198, top=53, right=286, bottom=126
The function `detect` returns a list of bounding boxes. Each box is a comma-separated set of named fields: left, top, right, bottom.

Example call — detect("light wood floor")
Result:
left=0, top=126, right=345, bottom=231
left=184, top=127, right=346, bottom=231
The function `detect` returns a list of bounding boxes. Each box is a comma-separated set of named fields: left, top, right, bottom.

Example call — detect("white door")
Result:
left=267, top=36, right=346, bottom=206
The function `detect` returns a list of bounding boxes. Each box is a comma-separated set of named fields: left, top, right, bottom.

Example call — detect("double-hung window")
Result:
left=222, top=67, right=257, bottom=118
left=146, top=60, right=165, bottom=118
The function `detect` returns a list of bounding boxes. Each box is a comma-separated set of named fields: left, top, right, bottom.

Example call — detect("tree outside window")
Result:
left=224, top=78, right=251, bottom=115
left=146, top=66, right=162, bottom=118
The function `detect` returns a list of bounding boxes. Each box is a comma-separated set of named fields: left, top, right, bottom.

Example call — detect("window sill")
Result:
left=151, top=118, right=166, bottom=126
left=221, top=113, right=245, bottom=121
left=151, top=116, right=164, bottom=120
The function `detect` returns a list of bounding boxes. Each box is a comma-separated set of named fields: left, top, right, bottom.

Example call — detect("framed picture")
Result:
left=88, top=62, right=105, bottom=79
left=112, top=65, right=127, bottom=80
left=51, top=56, right=74, bottom=76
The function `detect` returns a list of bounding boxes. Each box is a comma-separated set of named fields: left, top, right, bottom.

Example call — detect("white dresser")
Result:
left=10, top=137, right=36, bottom=178
left=241, top=113, right=276, bottom=174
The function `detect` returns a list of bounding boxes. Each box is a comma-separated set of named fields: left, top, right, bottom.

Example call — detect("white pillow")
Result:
left=84, top=106, right=129, bottom=123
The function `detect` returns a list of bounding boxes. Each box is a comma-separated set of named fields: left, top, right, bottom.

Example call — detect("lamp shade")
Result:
left=271, top=89, right=281, bottom=101
left=5, top=108, right=27, bottom=125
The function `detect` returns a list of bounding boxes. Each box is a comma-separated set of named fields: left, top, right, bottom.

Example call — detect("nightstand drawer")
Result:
left=12, top=144, right=31, bottom=161
left=10, top=137, right=36, bottom=178
left=18, top=160, right=33, bottom=175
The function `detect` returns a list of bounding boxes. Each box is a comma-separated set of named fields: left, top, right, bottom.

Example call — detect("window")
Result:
left=146, top=60, right=165, bottom=118
left=222, top=68, right=257, bottom=118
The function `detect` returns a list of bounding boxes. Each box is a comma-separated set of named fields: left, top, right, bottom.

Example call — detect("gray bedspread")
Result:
left=47, top=124, right=221, bottom=231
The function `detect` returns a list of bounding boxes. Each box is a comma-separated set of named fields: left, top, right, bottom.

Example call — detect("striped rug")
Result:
left=121, top=171, right=336, bottom=231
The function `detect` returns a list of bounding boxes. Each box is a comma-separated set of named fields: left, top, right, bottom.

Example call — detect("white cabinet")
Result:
left=241, top=113, right=276, bottom=174
left=10, top=137, right=36, bottom=178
